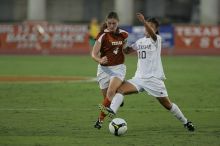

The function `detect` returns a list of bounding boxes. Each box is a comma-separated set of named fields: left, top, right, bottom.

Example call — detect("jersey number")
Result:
left=138, top=51, right=146, bottom=59
left=113, top=48, right=119, bottom=55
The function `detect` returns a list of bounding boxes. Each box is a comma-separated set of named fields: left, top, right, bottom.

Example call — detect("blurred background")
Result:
left=0, top=0, right=219, bottom=24
left=0, top=0, right=220, bottom=55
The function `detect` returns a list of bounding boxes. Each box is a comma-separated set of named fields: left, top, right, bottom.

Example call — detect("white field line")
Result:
left=0, top=107, right=218, bottom=112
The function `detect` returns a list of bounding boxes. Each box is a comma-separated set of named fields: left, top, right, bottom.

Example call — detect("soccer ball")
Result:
left=109, top=118, right=127, bottom=136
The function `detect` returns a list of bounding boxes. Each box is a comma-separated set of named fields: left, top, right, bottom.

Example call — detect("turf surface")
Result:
left=0, top=55, right=219, bottom=146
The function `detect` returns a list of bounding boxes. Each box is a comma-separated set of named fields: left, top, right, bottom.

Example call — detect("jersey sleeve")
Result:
left=131, top=41, right=138, bottom=50
left=119, top=29, right=129, bottom=44
left=122, top=31, right=128, bottom=39
left=95, top=32, right=105, bottom=43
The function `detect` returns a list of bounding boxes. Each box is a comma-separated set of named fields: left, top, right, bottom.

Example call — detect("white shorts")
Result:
left=97, top=64, right=126, bottom=89
left=127, top=77, right=168, bottom=97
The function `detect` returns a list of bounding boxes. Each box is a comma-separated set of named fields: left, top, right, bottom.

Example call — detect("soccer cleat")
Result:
left=120, top=101, right=124, bottom=107
left=184, top=121, right=195, bottom=132
left=98, top=104, right=116, bottom=119
left=94, top=118, right=103, bottom=129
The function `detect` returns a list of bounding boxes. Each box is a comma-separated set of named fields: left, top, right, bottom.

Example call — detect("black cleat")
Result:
left=184, top=121, right=195, bottom=132
left=98, top=104, right=116, bottom=119
left=120, top=101, right=124, bottom=107
left=94, top=119, right=103, bottom=129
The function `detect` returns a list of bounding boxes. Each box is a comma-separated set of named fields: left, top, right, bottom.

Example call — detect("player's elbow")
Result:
left=91, top=53, right=97, bottom=61
left=123, top=47, right=133, bottom=54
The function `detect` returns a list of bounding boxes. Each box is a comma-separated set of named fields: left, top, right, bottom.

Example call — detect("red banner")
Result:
left=174, top=25, right=220, bottom=55
left=0, top=22, right=90, bottom=54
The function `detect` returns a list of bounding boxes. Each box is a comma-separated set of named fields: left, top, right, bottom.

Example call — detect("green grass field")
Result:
left=0, top=55, right=219, bottom=146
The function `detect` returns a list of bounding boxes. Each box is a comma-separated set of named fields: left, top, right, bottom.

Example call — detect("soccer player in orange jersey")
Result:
left=91, top=11, right=128, bottom=129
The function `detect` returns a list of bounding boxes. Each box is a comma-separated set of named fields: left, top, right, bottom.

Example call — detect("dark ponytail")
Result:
left=100, top=22, right=107, bottom=32
left=147, top=17, right=160, bottom=34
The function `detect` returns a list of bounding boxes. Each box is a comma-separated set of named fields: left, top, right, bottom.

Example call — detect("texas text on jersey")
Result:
left=96, top=28, right=128, bottom=66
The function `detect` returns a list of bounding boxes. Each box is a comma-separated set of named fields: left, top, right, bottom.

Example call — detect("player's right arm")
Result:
left=91, top=40, right=108, bottom=65
left=136, top=13, right=157, bottom=42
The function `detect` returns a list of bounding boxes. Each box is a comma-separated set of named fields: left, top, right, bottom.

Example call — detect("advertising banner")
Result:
left=175, top=25, right=220, bottom=49
left=121, top=25, right=174, bottom=49
left=160, top=25, right=174, bottom=49
left=0, top=22, right=90, bottom=54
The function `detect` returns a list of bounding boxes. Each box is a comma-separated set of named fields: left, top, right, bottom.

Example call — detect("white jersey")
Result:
left=131, top=35, right=166, bottom=80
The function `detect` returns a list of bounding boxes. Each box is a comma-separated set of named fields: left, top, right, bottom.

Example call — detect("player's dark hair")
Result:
left=147, top=17, right=160, bottom=34
left=100, top=22, right=107, bottom=32
left=106, top=11, right=119, bottom=21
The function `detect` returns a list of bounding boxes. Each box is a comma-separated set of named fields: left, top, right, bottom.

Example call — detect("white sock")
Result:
left=110, top=93, right=124, bottom=113
left=170, top=103, right=188, bottom=124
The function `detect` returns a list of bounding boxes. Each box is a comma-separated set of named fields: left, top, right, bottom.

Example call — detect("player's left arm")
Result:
left=123, top=46, right=135, bottom=54
left=136, top=13, right=157, bottom=42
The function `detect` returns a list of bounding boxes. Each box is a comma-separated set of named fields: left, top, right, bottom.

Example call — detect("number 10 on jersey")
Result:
left=138, top=50, right=146, bottom=59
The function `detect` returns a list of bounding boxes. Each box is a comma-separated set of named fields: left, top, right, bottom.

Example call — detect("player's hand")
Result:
left=99, top=56, right=108, bottom=65
left=136, top=13, right=145, bottom=23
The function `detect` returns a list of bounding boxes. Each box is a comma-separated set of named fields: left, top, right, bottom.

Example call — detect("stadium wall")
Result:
left=0, top=22, right=220, bottom=55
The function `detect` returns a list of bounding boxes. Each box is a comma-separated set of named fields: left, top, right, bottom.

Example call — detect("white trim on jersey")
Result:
left=97, top=33, right=106, bottom=43
left=119, top=29, right=128, bottom=34
left=103, top=28, right=128, bottom=34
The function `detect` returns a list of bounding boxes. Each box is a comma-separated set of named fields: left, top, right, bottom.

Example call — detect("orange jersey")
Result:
left=96, top=28, right=128, bottom=66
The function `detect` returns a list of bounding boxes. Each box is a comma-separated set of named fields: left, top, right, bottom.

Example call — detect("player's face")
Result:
left=106, top=18, right=118, bottom=32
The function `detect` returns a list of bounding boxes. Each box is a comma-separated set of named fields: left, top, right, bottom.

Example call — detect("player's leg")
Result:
left=110, top=81, right=138, bottom=113
left=101, top=88, right=107, bottom=98
left=94, top=88, right=108, bottom=129
left=98, top=76, right=125, bottom=117
left=99, top=81, right=138, bottom=118
left=156, top=97, right=195, bottom=131
left=106, top=77, right=124, bottom=101
left=156, top=97, right=187, bottom=122
left=105, top=64, right=126, bottom=101
left=95, top=65, right=126, bottom=129
left=99, top=88, right=110, bottom=118
left=143, top=77, right=195, bottom=131
left=95, top=77, right=123, bottom=127
left=94, top=68, right=111, bottom=129
left=98, top=77, right=123, bottom=118
left=108, top=78, right=141, bottom=115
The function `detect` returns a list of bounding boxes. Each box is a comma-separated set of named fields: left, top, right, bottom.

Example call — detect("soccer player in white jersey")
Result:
left=99, top=13, right=195, bottom=131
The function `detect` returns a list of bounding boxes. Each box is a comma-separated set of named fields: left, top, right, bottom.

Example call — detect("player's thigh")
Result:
left=117, top=81, right=138, bottom=95
left=108, top=77, right=123, bottom=93
left=143, top=77, right=168, bottom=97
